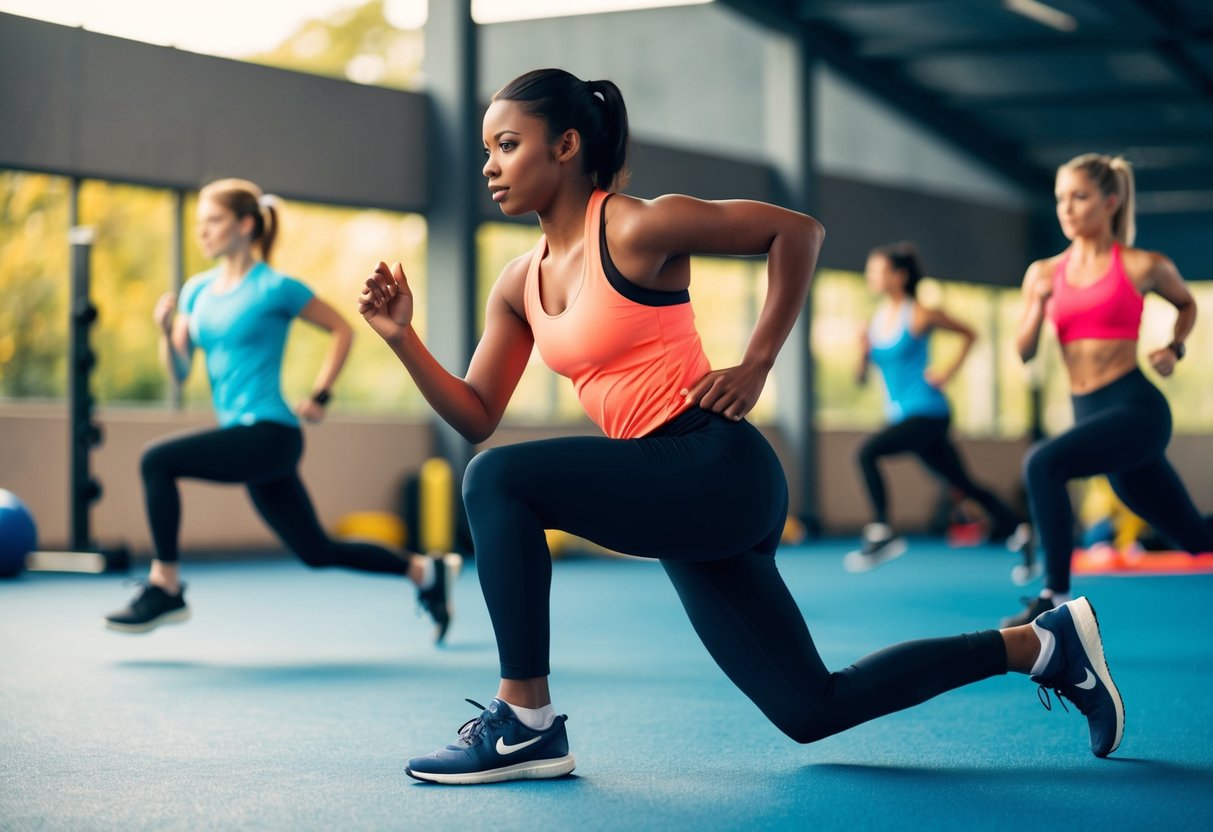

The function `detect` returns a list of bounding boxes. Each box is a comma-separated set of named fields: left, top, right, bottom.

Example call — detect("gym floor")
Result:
left=2, top=539, right=1210, bottom=831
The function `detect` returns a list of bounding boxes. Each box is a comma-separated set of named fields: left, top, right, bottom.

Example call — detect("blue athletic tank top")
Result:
left=868, top=302, right=949, bottom=423
left=179, top=262, right=314, bottom=428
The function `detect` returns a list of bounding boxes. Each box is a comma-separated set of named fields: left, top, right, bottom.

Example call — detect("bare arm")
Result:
left=294, top=296, right=353, bottom=422
left=617, top=194, right=825, bottom=419
left=1142, top=252, right=1197, bottom=377
left=920, top=305, right=976, bottom=387
left=857, top=325, right=871, bottom=386
left=154, top=292, right=193, bottom=383
left=1015, top=261, right=1052, bottom=364
left=360, top=258, right=534, bottom=443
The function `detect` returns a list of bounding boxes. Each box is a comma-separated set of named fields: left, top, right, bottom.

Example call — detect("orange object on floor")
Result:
left=1072, top=545, right=1213, bottom=575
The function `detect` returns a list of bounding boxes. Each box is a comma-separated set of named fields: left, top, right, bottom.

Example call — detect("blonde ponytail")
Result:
left=1058, top=153, right=1136, bottom=246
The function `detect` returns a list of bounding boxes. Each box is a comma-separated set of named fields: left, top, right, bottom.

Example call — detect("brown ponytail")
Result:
left=199, top=178, right=281, bottom=262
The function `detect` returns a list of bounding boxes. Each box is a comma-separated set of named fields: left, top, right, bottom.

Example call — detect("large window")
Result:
left=1, top=169, right=427, bottom=417
left=475, top=222, right=776, bottom=426
left=0, top=171, right=71, bottom=401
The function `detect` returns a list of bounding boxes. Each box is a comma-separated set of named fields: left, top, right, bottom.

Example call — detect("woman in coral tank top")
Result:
left=362, top=70, right=1124, bottom=783
left=1005, top=153, right=1212, bottom=627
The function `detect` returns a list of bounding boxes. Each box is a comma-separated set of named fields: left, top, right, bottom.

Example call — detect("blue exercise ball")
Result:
left=0, top=489, right=37, bottom=577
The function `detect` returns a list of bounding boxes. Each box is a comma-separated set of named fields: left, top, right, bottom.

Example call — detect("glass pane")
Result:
left=812, top=269, right=883, bottom=431
left=0, top=170, right=71, bottom=401
left=78, top=180, right=175, bottom=406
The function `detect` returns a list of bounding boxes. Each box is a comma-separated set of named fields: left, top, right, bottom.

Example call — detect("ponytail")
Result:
left=198, top=177, right=281, bottom=263
left=493, top=68, right=631, bottom=190
left=1059, top=154, right=1136, bottom=246
left=870, top=241, right=924, bottom=298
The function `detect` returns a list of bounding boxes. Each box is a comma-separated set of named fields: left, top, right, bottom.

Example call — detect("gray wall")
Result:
left=0, top=12, right=428, bottom=211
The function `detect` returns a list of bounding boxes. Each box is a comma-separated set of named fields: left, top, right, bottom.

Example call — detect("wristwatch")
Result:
left=312, top=389, right=332, bottom=405
left=1167, top=341, right=1186, bottom=361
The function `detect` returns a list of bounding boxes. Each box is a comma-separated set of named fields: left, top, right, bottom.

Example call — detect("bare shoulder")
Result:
left=1120, top=245, right=1176, bottom=283
left=1024, top=254, right=1062, bottom=286
left=492, top=250, right=533, bottom=317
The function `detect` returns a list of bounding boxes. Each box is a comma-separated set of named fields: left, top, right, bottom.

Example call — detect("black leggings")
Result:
left=858, top=414, right=1021, bottom=534
left=463, top=408, right=1007, bottom=743
left=1024, top=368, right=1213, bottom=594
left=141, top=422, right=409, bottom=574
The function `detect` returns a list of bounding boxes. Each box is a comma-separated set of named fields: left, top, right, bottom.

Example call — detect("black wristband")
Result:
left=1168, top=341, right=1186, bottom=361
left=311, top=389, right=331, bottom=405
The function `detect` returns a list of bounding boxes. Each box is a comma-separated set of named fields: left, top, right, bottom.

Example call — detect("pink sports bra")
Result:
left=1049, top=243, right=1143, bottom=344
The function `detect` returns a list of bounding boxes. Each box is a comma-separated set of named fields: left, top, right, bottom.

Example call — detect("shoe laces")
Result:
left=1037, top=682, right=1093, bottom=717
left=456, top=699, right=500, bottom=744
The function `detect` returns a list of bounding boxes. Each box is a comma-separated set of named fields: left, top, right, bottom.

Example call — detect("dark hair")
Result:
left=1058, top=153, right=1136, bottom=246
left=492, top=68, right=630, bottom=191
left=870, top=241, right=924, bottom=298
left=199, top=177, right=279, bottom=262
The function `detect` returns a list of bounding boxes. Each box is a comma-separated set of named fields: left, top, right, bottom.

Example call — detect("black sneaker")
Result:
left=1000, top=593, right=1055, bottom=628
left=417, top=553, right=462, bottom=644
left=1030, top=597, right=1124, bottom=757
left=843, top=523, right=907, bottom=573
left=105, top=582, right=190, bottom=633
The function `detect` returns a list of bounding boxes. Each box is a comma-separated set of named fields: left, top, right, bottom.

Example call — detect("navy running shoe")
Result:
left=1030, top=597, right=1124, bottom=757
left=843, top=523, right=907, bottom=573
left=406, top=698, right=576, bottom=784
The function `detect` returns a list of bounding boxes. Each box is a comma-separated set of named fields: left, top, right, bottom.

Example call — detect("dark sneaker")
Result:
left=406, top=698, right=576, bottom=784
left=1030, top=597, right=1124, bottom=757
left=417, top=553, right=462, bottom=644
left=843, top=523, right=907, bottom=573
left=1000, top=594, right=1055, bottom=628
left=105, top=582, right=190, bottom=633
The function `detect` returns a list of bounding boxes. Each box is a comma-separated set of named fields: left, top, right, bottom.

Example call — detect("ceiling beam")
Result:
left=720, top=0, right=1053, bottom=196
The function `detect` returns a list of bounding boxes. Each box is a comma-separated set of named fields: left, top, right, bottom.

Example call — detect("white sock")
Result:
left=506, top=701, right=556, bottom=731
left=1051, top=592, right=1072, bottom=606
left=416, top=557, right=436, bottom=590
left=1030, top=620, right=1055, bottom=676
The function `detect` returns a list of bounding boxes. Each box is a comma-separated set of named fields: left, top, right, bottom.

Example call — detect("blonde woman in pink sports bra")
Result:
left=1004, top=153, right=1212, bottom=627
left=361, top=70, right=1126, bottom=783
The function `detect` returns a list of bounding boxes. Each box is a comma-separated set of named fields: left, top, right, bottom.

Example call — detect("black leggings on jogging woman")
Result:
left=1023, top=368, right=1213, bottom=595
left=141, top=421, right=409, bottom=574
left=463, top=407, right=1007, bottom=743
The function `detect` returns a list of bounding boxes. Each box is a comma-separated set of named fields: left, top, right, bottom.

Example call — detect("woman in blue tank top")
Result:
left=103, top=178, right=459, bottom=640
left=848, top=242, right=1028, bottom=572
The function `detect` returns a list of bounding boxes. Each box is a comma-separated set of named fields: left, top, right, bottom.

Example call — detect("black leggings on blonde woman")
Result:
left=1023, top=368, right=1213, bottom=595
left=463, top=407, right=1008, bottom=742
left=141, top=421, right=409, bottom=573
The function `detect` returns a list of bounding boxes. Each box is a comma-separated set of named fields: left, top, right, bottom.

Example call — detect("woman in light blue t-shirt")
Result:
left=104, top=178, right=459, bottom=640
left=848, top=242, right=1028, bottom=573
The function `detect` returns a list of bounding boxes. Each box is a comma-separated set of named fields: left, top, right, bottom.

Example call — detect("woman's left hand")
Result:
left=1148, top=346, right=1178, bottom=377
left=924, top=368, right=950, bottom=389
left=296, top=399, right=327, bottom=423
left=682, top=362, right=769, bottom=421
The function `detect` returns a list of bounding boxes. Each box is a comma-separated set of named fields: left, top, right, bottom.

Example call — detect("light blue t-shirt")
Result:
left=868, top=301, right=950, bottom=424
left=179, top=262, right=314, bottom=428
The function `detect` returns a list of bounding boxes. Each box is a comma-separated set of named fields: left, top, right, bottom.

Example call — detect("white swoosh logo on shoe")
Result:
left=496, top=736, right=542, bottom=755
left=1076, top=668, right=1098, bottom=690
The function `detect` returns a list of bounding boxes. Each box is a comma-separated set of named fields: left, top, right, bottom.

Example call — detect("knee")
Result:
left=1021, top=441, right=1057, bottom=487
left=776, top=712, right=834, bottom=745
left=293, top=545, right=336, bottom=569
left=856, top=440, right=880, bottom=468
left=462, top=448, right=513, bottom=511
left=140, top=444, right=170, bottom=482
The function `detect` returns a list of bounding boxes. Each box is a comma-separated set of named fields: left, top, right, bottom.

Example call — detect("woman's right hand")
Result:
left=153, top=292, right=176, bottom=335
left=359, top=261, right=414, bottom=342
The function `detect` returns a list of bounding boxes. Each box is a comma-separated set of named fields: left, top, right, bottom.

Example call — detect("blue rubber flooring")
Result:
left=2, top=539, right=1210, bottom=831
